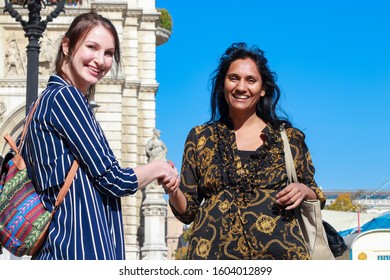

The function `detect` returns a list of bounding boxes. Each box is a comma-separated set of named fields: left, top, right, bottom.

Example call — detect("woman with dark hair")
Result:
left=21, top=12, right=179, bottom=260
left=166, top=42, right=326, bottom=259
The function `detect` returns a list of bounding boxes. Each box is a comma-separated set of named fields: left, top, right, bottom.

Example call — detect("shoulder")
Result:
left=184, top=123, right=218, bottom=150
left=286, top=127, right=306, bottom=142
left=187, top=123, right=214, bottom=137
left=44, top=75, right=84, bottom=100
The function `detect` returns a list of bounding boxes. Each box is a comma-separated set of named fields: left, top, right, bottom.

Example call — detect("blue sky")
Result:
left=155, top=0, right=390, bottom=192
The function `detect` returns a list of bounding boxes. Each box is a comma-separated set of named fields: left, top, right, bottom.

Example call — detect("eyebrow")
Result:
left=227, top=73, right=260, bottom=79
left=84, top=40, right=115, bottom=49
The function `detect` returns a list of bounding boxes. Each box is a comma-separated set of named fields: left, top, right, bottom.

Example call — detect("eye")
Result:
left=248, top=78, right=257, bottom=83
left=105, top=50, right=114, bottom=57
left=87, top=44, right=96, bottom=50
left=227, top=74, right=239, bottom=81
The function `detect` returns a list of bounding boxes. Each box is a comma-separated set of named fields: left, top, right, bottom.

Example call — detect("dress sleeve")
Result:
left=287, top=128, right=326, bottom=208
left=170, top=127, right=203, bottom=224
left=50, top=86, right=138, bottom=196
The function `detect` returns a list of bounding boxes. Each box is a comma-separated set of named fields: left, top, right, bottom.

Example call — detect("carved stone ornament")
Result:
left=0, top=102, right=6, bottom=121
left=5, top=34, right=27, bottom=77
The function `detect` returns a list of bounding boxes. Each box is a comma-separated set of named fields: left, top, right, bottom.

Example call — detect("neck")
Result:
left=230, top=112, right=262, bottom=130
left=60, top=64, right=88, bottom=96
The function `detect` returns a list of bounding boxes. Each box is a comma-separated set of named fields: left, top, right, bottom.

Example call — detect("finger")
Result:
left=162, top=175, right=173, bottom=183
left=276, top=183, right=293, bottom=199
left=167, top=177, right=180, bottom=190
left=164, top=183, right=178, bottom=194
left=163, top=183, right=173, bottom=193
left=276, top=189, right=295, bottom=205
left=276, top=192, right=291, bottom=205
left=285, top=199, right=301, bottom=210
left=284, top=193, right=302, bottom=210
left=166, top=176, right=179, bottom=187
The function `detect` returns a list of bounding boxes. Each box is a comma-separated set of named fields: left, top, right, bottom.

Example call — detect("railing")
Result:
left=10, top=0, right=81, bottom=6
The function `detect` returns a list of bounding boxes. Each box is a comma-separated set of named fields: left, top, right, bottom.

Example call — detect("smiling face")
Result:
left=61, top=24, right=115, bottom=94
left=223, top=58, right=265, bottom=119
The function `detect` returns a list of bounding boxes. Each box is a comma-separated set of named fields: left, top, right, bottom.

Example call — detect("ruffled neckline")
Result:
left=213, top=121, right=282, bottom=190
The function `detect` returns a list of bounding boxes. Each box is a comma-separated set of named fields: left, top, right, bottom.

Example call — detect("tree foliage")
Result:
left=327, top=193, right=360, bottom=211
left=174, top=224, right=192, bottom=260
left=158, top=8, right=173, bottom=32
left=175, top=246, right=187, bottom=260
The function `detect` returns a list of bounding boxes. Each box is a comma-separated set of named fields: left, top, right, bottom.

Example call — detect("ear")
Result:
left=260, top=88, right=266, bottom=97
left=62, top=37, right=70, bottom=57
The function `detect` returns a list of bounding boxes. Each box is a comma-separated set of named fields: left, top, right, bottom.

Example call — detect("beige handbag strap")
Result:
left=280, top=126, right=298, bottom=183
left=280, top=126, right=334, bottom=259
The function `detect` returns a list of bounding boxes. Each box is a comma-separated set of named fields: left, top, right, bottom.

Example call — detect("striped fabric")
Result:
left=0, top=157, right=51, bottom=257
left=20, top=75, right=139, bottom=260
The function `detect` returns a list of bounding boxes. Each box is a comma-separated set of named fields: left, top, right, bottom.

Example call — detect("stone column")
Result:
left=140, top=129, right=168, bottom=259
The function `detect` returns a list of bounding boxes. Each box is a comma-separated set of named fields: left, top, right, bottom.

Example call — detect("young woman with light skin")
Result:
left=60, top=21, right=179, bottom=191
left=22, top=12, right=179, bottom=260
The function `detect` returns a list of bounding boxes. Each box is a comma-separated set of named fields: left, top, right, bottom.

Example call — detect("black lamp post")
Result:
left=3, top=0, right=66, bottom=115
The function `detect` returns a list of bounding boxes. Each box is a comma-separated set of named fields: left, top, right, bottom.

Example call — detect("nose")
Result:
left=236, top=79, right=247, bottom=92
left=95, top=51, right=105, bottom=68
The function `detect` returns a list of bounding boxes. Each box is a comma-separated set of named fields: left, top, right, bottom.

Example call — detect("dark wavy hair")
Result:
left=208, top=42, right=290, bottom=129
left=54, top=12, right=121, bottom=101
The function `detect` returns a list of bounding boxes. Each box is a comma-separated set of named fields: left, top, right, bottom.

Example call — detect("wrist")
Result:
left=305, top=186, right=316, bottom=200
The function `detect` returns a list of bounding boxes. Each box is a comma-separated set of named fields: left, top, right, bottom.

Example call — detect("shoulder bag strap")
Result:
left=280, top=126, right=298, bottom=183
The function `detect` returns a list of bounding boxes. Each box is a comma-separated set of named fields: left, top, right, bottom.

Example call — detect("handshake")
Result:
left=158, top=160, right=180, bottom=195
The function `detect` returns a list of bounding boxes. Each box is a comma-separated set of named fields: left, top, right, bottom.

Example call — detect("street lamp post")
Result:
left=3, top=0, right=66, bottom=115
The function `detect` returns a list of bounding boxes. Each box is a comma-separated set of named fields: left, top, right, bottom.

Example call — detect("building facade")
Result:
left=0, top=0, right=181, bottom=260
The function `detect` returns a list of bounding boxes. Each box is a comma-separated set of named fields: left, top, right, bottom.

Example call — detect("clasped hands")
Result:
left=158, top=160, right=180, bottom=195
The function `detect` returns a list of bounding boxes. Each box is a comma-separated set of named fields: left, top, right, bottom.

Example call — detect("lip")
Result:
left=232, top=94, right=250, bottom=100
left=87, top=65, right=102, bottom=76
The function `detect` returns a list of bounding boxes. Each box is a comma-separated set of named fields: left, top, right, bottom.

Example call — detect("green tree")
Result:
left=327, top=193, right=360, bottom=211
left=174, top=224, right=193, bottom=260
left=175, top=246, right=187, bottom=260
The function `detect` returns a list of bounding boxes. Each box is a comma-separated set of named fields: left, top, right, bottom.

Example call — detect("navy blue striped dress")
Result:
left=21, top=75, right=138, bottom=260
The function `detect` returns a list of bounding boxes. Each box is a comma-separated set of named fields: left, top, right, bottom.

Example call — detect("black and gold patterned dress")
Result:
left=170, top=121, right=326, bottom=260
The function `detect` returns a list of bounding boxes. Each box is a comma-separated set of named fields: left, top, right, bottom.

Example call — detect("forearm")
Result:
left=133, top=160, right=175, bottom=190
left=169, top=189, right=187, bottom=215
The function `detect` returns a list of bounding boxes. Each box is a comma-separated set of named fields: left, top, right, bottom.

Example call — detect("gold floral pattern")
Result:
left=256, top=214, right=277, bottom=235
left=170, top=122, right=326, bottom=259
left=195, top=238, right=211, bottom=257
left=218, top=200, right=230, bottom=213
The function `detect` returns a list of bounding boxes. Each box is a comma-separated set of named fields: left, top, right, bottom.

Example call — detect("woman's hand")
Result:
left=133, top=160, right=179, bottom=190
left=275, top=183, right=316, bottom=210
left=159, top=161, right=180, bottom=194
left=161, top=175, right=180, bottom=195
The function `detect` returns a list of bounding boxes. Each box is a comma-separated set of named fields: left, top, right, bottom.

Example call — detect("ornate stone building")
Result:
left=0, top=0, right=178, bottom=260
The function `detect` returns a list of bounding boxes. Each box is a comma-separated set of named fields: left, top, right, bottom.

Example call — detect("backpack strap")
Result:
left=3, top=95, right=79, bottom=215
left=17, top=96, right=42, bottom=152
left=52, top=159, right=79, bottom=215
left=3, top=134, right=25, bottom=170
